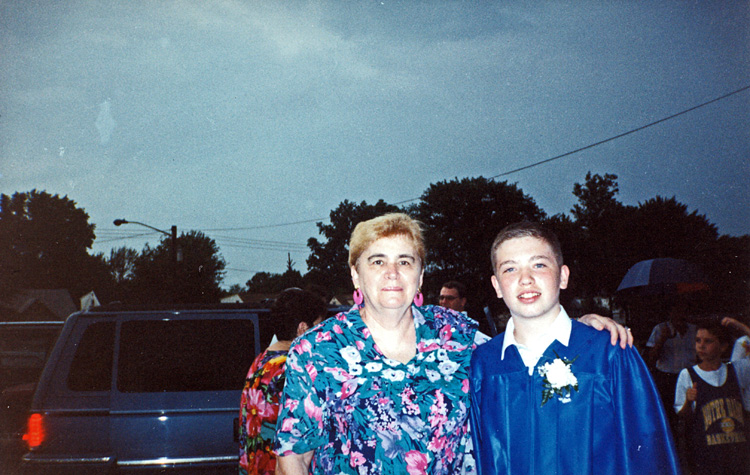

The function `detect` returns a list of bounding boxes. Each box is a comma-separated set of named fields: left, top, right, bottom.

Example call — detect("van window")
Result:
left=117, top=319, right=255, bottom=392
left=0, top=323, right=62, bottom=392
left=67, top=322, right=116, bottom=391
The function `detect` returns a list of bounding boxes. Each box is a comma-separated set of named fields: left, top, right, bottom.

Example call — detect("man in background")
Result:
left=439, top=281, right=467, bottom=314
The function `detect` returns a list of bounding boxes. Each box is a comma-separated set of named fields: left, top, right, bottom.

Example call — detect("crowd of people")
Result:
left=237, top=212, right=749, bottom=475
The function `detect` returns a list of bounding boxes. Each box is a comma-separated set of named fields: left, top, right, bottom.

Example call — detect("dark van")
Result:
left=0, top=321, right=64, bottom=473
left=21, top=304, right=273, bottom=474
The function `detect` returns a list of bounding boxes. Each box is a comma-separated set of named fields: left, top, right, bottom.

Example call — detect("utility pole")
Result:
left=114, top=219, right=180, bottom=303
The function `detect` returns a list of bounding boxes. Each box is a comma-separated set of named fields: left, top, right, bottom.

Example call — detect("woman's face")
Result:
left=351, top=234, right=424, bottom=314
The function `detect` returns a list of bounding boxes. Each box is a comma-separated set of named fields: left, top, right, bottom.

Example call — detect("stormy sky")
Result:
left=2, top=1, right=748, bottom=288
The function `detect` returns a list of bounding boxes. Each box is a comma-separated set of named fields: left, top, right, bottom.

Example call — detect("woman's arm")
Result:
left=276, top=451, right=314, bottom=475
left=578, top=314, right=634, bottom=349
left=722, top=316, right=750, bottom=338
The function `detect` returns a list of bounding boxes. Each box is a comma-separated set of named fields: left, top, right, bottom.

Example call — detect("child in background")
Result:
left=675, top=321, right=750, bottom=475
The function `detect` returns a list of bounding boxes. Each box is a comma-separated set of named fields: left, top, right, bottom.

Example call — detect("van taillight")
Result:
left=23, top=413, right=45, bottom=449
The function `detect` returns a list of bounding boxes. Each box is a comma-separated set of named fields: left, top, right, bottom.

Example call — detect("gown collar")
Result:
left=501, top=306, right=572, bottom=372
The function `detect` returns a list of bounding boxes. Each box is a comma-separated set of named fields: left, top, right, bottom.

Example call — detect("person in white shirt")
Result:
left=674, top=320, right=750, bottom=474
left=721, top=316, right=750, bottom=362
left=646, top=300, right=697, bottom=425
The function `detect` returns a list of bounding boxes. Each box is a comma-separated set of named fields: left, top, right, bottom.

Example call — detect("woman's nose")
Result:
left=385, top=263, right=398, bottom=278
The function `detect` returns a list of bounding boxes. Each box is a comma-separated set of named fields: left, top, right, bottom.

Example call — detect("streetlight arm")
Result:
left=113, top=219, right=171, bottom=237
left=113, top=218, right=181, bottom=303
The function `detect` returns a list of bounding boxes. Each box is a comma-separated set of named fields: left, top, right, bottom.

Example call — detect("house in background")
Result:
left=80, top=291, right=101, bottom=310
left=220, top=293, right=243, bottom=304
left=329, top=294, right=353, bottom=307
left=0, top=289, right=77, bottom=322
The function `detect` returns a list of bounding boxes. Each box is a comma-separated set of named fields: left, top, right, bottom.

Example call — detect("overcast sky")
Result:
left=2, top=1, right=748, bottom=289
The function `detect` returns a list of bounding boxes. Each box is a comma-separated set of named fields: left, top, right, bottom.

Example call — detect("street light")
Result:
left=114, top=219, right=181, bottom=302
left=113, top=219, right=181, bottom=262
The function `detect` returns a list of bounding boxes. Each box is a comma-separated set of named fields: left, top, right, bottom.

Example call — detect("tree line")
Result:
left=1, top=173, right=747, bottom=320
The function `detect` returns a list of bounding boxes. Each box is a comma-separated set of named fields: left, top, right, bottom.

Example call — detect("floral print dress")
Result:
left=274, top=305, right=483, bottom=475
left=240, top=349, right=288, bottom=475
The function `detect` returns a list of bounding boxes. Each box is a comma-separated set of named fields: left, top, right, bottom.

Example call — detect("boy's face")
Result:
left=491, top=236, right=569, bottom=323
left=695, top=329, right=727, bottom=364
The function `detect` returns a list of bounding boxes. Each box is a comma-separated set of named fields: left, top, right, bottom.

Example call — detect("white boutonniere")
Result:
left=537, top=353, right=579, bottom=406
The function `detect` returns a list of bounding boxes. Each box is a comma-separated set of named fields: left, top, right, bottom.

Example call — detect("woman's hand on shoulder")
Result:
left=579, top=314, right=633, bottom=349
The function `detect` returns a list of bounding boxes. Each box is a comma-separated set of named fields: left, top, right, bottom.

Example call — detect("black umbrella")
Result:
left=616, top=258, right=709, bottom=296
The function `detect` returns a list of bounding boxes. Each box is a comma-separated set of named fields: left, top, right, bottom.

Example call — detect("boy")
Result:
left=469, top=221, right=680, bottom=474
left=674, top=321, right=750, bottom=475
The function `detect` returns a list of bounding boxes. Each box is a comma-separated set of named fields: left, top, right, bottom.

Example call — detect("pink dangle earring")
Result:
left=413, top=289, right=424, bottom=307
left=353, top=287, right=364, bottom=306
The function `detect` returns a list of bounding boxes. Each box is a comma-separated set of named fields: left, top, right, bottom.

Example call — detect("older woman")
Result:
left=274, top=213, right=628, bottom=475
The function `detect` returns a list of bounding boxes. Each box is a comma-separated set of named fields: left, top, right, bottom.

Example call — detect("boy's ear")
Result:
left=491, top=274, right=503, bottom=298
left=559, top=265, right=570, bottom=290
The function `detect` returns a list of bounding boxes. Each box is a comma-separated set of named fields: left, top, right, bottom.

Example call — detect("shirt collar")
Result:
left=501, top=306, right=572, bottom=361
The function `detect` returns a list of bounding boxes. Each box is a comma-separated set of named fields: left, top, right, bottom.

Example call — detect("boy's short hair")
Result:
left=490, top=221, right=564, bottom=272
left=696, top=320, right=732, bottom=347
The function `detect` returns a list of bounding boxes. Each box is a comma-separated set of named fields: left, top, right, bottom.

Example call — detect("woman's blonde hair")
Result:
left=348, top=213, right=425, bottom=268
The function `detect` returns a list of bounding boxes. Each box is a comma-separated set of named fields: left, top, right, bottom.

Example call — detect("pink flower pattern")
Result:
left=273, top=305, right=481, bottom=474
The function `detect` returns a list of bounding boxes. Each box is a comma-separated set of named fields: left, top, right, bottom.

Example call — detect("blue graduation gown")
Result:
left=469, top=320, right=681, bottom=474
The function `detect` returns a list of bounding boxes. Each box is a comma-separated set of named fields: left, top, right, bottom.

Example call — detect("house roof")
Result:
left=0, top=289, right=77, bottom=321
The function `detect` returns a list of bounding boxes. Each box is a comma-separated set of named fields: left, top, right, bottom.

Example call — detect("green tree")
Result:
left=245, top=255, right=304, bottom=294
left=628, top=196, right=718, bottom=261
left=280, top=253, right=304, bottom=289
left=129, top=230, right=226, bottom=304
left=0, top=190, right=100, bottom=299
left=102, top=246, right=139, bottom=303
left=224, top=284, right=246, bottom=295
left=414, top=177, right=546, bottom=309
left=568, top=172, right=635, bottom=298
left=246, top=272, right=280, bottom=293
left=107, top=246, right=139, bottom=284
left=306, top=199, right=400, bottom=293
left=701, top=235, right=750, bottom=314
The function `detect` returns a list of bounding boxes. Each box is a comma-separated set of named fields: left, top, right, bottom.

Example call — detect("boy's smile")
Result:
left=491, top=236, right=569, bottom=325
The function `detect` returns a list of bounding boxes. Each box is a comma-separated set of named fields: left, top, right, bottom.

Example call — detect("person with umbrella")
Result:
left=617, top=257, right=706, bottom=419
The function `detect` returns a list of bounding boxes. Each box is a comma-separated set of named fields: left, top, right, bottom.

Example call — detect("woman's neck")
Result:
left=361, top=306, right=413, bottom=330
left=361, top=307, right=416, bottom=364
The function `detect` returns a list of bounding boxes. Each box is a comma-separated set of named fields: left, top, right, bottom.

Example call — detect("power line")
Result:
left=95, top=230, right=309, bottom=251
left=202, top=218, right=325, bottom=232
left=93, top=231, right=162, bottom=244
left=96, top=85, right=750, bottom=236
left=487, top=84, right=750, bottom=179
left=392, top=84, right=750, bottom=205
